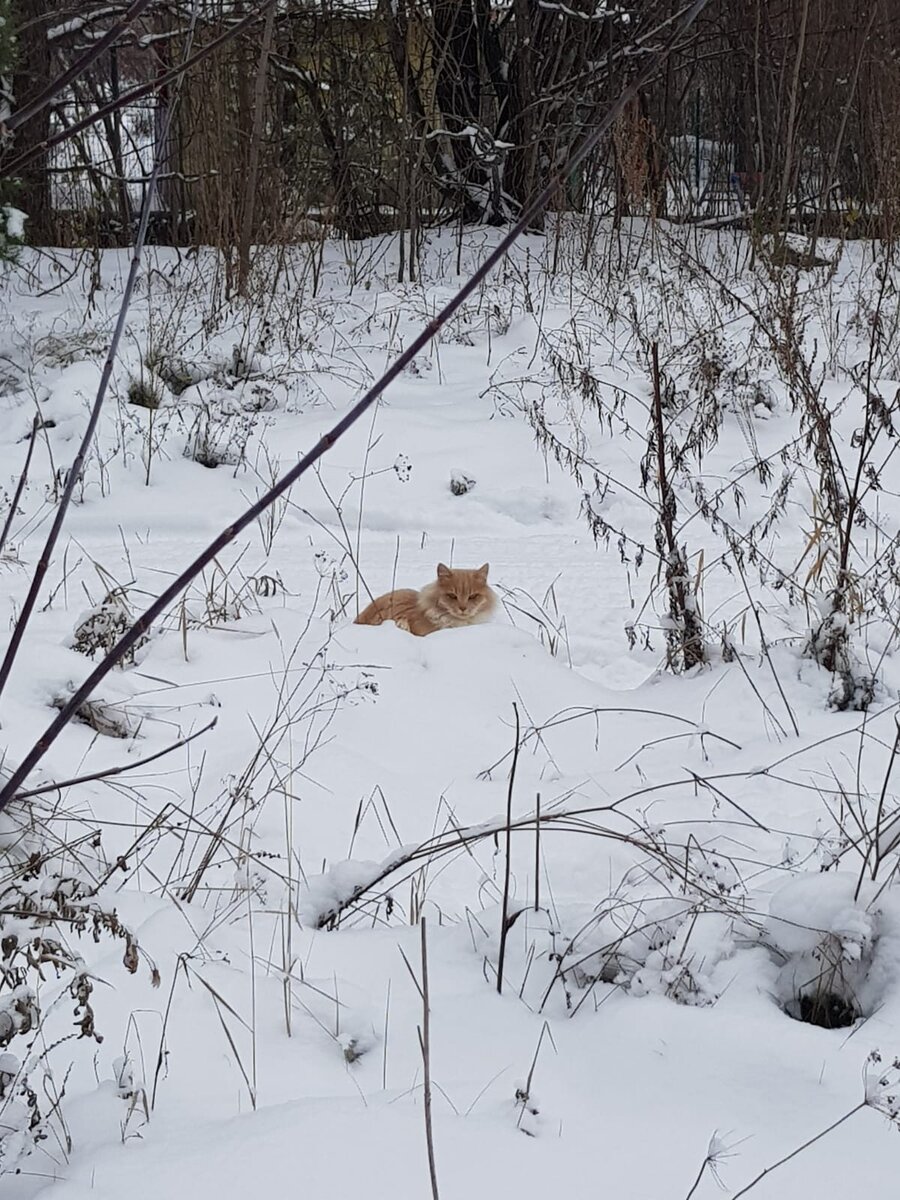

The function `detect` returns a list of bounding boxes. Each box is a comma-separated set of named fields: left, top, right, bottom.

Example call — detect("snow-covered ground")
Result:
left=2, top=223, right=900, bottom=1197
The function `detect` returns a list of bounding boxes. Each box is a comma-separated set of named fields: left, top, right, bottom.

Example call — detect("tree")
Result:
left=8, top=1, right=51, bottom=245
left=0, top=0, right=24, bottom=257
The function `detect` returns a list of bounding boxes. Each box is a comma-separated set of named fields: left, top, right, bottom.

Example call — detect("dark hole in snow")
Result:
left=784, top=991, right=860, bottom=1030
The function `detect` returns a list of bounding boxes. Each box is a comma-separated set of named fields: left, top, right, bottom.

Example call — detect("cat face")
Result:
left=434, top=563, right=491, bottom=621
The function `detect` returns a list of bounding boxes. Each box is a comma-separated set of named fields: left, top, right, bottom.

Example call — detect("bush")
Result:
left=0, top=801, right=156, bottom=1173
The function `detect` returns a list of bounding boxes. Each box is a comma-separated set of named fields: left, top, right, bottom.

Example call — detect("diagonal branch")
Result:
left=13, top=716, right=217, bottom=801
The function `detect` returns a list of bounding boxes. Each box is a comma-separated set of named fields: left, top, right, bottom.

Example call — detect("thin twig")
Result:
left=683, top=1153, right=712, bottom=1200
left=855, top=714, right=900, bottom=899
left=419, top=917, right=440, bottom=1200
left=0, top=416, right=38, bottom=558
left=728, top=537, right=800, bottom=736
left=14, top=717, right=217, bottom=800
left=730, top=1103, right=865, bottom=1200
left=237, top=0, right=278, bottom=293
left=497, top=703, right=520, bottom=995
left=534, top=791, right=541, bottom=913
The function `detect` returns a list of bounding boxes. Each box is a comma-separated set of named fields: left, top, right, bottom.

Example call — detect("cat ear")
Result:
left=436, top=562, right=451, bottom=580
left=477, top=563, right=489, bottom=579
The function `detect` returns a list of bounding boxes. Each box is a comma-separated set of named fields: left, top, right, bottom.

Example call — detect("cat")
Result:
left=354, top=563, right=497, bottom=636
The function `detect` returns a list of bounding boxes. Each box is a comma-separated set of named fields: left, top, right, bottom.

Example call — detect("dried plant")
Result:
left=0, top=801, right=157, bottom=1173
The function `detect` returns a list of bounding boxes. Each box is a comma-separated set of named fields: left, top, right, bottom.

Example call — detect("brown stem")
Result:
left=0, top=1, right=280, bottom=183
left=774, top=0, right=810, bottom=233
left=0, top=417, right=38, bottom=558
left=730, top=1103, right=865, bottom=1200
left=237, top=0, right=277, bottom=292
left=419, top=916, right=440, bottom=1200
left=855, top=714, right=900, bottom=899
left=651, top=341, right=704, bottom=669
left=809, top=7, right=875, bottom=258
left=496, top=702, right=520, bottom=994
left=15, top=717, right=217, bottom=801
left=534, top=790, right=541, bottom=913
left=834, top=263, right=891, bottom=611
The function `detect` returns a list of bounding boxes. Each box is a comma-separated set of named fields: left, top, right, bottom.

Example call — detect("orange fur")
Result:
left=355, top=563, right=497, bottom=636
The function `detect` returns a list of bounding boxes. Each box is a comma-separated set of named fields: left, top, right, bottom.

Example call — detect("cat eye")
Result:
left=447, top=592, right=458, bottom=600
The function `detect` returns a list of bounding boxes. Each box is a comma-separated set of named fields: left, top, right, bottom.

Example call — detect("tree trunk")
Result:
left=11, top=0, right=53, bottom=242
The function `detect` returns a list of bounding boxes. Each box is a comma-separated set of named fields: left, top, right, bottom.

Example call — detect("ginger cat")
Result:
left=355, top=563, right=497, bottom=636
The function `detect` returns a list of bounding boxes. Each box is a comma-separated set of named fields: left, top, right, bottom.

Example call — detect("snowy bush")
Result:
left=182, top=392, right=266, bottom=470
left=127, top=375, right=164, bottom=411
left=512, top=892, right=741, bottom=1015
left=299, top=854, right=407, bottom=929
left=0, top=803, right=156, bottom=1173
left=0, top=204, right=24, bottom=262
left=71, top=588, right=149, bottom=664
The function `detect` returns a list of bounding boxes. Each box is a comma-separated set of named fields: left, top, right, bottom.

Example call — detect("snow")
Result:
left=48, top=17, right=90, bottom=40
left=2, top=221, right=900, bottom=1196
left=2, top=207, right=25, bottom=241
